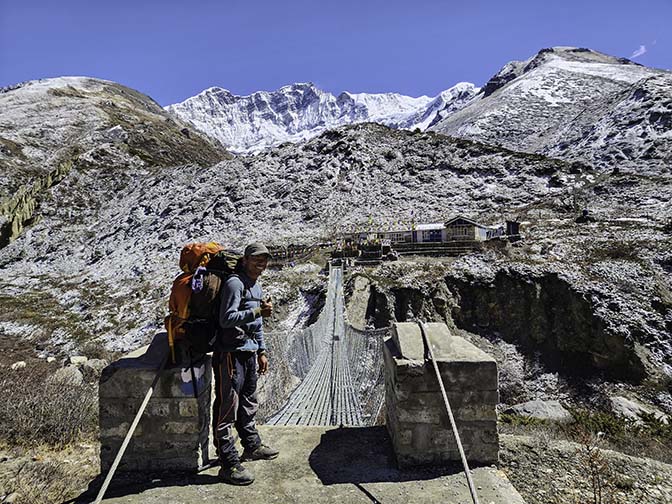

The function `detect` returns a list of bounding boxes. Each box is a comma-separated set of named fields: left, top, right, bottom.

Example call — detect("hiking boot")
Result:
left=241, top=443, right=279, bottom=461
left=218, top=463, right=255, bottom=485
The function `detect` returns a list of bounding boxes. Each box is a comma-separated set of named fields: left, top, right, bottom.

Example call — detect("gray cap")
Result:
left=244, top=242, right=272, bottom=258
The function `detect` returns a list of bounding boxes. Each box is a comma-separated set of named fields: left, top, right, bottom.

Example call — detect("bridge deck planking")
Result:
left=278, top=348, right=331, bottom=425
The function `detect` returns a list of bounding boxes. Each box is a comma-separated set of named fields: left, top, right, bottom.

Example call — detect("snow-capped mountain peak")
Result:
left=430, top=46, right=671, bottom=174
left=166, top=82, right=478, bottom=154
left=340, top=91, right=433, bottom=122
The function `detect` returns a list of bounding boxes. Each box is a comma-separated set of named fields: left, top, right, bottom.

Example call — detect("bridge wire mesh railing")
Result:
left=266, top=266, right=389, bottom=426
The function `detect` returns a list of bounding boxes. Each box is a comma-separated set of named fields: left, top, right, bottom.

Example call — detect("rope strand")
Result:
left=418, top=322, right=481, bottom=504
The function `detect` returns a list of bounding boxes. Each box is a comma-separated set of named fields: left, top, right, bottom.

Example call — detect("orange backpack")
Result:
left=165, top=242, right=238, bottom=362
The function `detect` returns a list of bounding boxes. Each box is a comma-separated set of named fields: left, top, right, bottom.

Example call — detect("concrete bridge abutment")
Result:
left=98, top=335, right=212, bottom=472
left=384, top=322, right=499, bottom=468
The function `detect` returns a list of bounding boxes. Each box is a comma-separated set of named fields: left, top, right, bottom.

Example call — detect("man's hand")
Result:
left=258, top=353, right=269, bottom=375
left=260, top=298, right=273, bottom=318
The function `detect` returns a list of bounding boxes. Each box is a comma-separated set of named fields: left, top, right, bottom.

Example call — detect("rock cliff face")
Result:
left=346, top=249, right=671, bottom=409
left=448, top=268, right=648, bottom=381
left=431, top=47, right=672, bottom=175
left=342, top=156, right=672, bottom=388
left=0, top=159, right=73, bottom=247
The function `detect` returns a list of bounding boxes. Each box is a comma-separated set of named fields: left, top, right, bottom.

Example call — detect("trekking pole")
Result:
left=418, top=322, right=481, bottom=504
left=93, top=351, right=169, bottom=504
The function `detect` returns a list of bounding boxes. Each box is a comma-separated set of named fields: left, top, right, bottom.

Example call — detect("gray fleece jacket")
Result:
left=217, top=272, right=267, bottom=353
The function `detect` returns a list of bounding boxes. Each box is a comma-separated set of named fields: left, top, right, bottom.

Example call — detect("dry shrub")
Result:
left=552, top=430, right=624, bottom=504
left=566, top=408, right=672, bottom=464
left=0, top=364, right=97, bottom=447
left=576, top=431, right=622, bottom=504
left=6, top=460, right=82, bottom=504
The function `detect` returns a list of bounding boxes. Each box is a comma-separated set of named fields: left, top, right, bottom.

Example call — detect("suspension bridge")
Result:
left=268, top=265, right=386, bottom=426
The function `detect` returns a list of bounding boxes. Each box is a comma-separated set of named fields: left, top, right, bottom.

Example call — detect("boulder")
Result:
left=105, top=125, right=129, bottom=142
left=4, top=492, right=19, bottom=504
left=10, top=361, right=26, bottom=371
left=48, top=365, right=84, bottom=386
left=610, top=396, right=669, bottom=424
left=69, top=355, right=88, bottom=366
left=81, top=358, right=109, bottom=382
left=505, top=400, right=574, bottom=423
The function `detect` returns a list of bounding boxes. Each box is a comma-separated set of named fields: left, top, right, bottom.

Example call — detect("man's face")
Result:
left=243, top=254, right=268, bottom=279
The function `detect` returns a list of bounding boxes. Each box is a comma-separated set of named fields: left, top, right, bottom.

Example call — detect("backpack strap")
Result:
left=188, top=349, right=199, bottom=399
left=167, top=317, right=176, bottom=364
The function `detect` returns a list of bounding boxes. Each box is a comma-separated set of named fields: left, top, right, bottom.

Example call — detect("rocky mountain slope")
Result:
left=0, top=48, right=670, bottom=394
left=0, top=121, right=590, bottom=353
left=430, top=47, right=672, bottom=175
left=166, top=82, right=478, bottom=153
left=0, top=77, right=229, bottom=246
left=0, top=51, right=671, bottom=503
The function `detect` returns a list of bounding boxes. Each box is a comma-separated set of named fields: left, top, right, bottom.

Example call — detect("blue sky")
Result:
left=1, top=0, right=669, bottom=105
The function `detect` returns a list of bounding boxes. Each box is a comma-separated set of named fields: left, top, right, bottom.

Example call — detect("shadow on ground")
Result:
left=69, top=426, right=472, bottom=503
left=67, top=468, right=221, bottom=503
left=308, top=426, right=463, bottom=485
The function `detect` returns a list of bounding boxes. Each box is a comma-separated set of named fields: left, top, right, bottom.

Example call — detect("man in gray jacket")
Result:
left=213, top=242, right=279, bottom=485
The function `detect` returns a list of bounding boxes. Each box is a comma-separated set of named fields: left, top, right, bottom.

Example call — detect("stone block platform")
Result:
left=94, top=425, right=525, bottom=504
left=99, top=334, right=212, bottom=472
left=384, top=322, right=499, bottom=467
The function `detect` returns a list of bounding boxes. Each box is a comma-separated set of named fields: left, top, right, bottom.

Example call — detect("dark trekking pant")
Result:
left=212, top=351, right=261, bottom=468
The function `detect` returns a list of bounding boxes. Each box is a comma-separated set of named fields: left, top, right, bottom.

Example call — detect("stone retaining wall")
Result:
left=384, top=322, right=499, bottom=468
